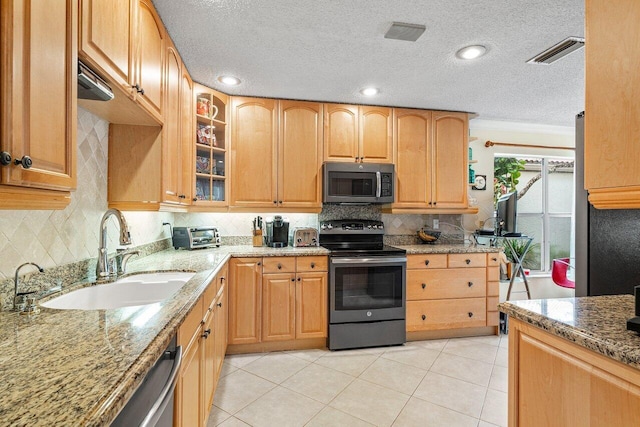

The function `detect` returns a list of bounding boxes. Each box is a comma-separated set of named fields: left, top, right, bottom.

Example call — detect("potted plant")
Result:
left=502, top=239, right=539, bottom=278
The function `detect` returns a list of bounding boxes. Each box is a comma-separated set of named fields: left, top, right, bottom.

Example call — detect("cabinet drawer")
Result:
left=178, top=299, right=204, bottom=348
left=487, top=266, right=500, bottom=282
left=262, top=257, right=296, bottom=273
left=487, top=296, right=500, bottom=312
left=407, top=254, right=448, bottom=269
left=487, top=253, right=501, bottom=266
left=487, top=281, right=499, bottom=297
left=448, top=253, right=487, bottom=268
left=407, top=268, right=486, bottom=300
left=407, top=298, right=487, bottom=331
left=204, top=276, right=219, bottom=309
left=297, top=256, right=328, bottom=272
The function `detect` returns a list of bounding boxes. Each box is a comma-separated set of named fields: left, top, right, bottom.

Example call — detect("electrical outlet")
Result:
left=433, top=219, right=439, bottom=229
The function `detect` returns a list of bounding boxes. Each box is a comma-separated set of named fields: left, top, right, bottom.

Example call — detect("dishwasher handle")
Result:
left=140, top=345, right=182, bottom=427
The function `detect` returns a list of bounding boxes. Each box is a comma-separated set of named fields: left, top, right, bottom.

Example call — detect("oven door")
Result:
left=329, top=256, right=406, bottom=323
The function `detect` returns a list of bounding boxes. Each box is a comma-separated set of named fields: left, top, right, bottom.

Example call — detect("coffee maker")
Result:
left=264, top=216, right=289, bottom=248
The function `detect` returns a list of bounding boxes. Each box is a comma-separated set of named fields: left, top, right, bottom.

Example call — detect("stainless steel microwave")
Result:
left=323, top=162, right=394, bottom=204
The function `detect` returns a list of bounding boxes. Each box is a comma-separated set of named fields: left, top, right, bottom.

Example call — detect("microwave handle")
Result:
left=376, top=171, right=381, bottom=198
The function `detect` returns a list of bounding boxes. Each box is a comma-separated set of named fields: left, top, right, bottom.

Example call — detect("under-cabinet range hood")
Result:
left=77, top=61, right=114, bottom=101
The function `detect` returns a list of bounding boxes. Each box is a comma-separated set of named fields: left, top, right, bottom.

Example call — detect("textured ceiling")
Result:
left=152, top=0, right=584, bottom=126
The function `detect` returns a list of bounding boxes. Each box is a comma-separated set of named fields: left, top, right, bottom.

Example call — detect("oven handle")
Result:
left=376, top=171, right=381, bottom=198
left=331, top=257, right=407, bottom=264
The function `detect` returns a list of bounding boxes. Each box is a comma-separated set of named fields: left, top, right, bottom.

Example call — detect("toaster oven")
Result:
left=172, top=227, right=220, bottom=250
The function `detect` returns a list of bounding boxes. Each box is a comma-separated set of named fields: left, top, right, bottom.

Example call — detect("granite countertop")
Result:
left=499, top=295, right=640, bottom=370
left=0, top=242, right=486, bottom=426
left=0, top=245, right=328, bottom=427
left=394, top=243, right=501, bottom=254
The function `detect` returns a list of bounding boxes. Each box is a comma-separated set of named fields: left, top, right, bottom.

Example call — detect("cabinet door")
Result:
left=134, top=0, right=164, bottom=122
left=359, top=106, right=393, bottom=163
left=431, top=112, right=468, bottom=208
left=278, top=100, right=323, bottom=208
left=175, top=335, right=203, bottom=427
left=180, top=66, right=194, bottom=203
left=295, top=272, right=327, bottom=339
left=79, top=0, right=134, bottom=92
left=214, top=287, right=227, bottom=380
left=262, top=273, right=296, bottom=341
left=230, top=97, right=277, bottom=207
left=393, top=109, right=431, bottom=208
left=228, top=258, right=262, bottom=344
left=162, top=42, right=182, bottom=204
left=0, top=0, right=77, bottom=193
left=324, top=104, right=359, bottom=162
left=203, top=310, right=216, bottom=414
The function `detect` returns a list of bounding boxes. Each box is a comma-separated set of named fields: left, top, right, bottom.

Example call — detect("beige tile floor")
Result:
left=207, top=334, right=508, bottom=427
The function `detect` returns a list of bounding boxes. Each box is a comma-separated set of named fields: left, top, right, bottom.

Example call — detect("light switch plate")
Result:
left=433, top=219, right=439, bottom=229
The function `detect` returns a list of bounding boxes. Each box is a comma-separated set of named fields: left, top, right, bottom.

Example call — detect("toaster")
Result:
left=290, top=227, right=319, bottom=247
left=172, top=226, right=221, bottom=250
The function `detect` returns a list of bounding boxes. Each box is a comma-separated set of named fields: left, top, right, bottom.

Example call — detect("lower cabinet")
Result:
left=406, top=253, right=498, bottom=332
left=509, top=317, right=640, bottom=426
left=175, top=264, right=227, bottom=427
left=229, top=256, right=327, bottom=347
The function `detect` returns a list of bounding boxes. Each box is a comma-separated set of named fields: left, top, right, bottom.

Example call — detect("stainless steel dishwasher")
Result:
left=111, top=336, right=182, bottom=427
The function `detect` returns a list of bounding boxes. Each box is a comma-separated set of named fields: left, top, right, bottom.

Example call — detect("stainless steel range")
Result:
left=320, top=220, right=407, bottom=350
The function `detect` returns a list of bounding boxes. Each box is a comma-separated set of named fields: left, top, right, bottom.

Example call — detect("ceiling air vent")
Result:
left=527, top=36, right=585, bottom=64
left=384, top=22, right=426, bottom=42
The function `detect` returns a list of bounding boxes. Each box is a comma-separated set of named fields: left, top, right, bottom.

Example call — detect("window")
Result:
left=495, top=156, right=574, bottom=273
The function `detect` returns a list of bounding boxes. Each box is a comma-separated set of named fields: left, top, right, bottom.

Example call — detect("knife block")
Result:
left=252, top=231, right=263, bottom=247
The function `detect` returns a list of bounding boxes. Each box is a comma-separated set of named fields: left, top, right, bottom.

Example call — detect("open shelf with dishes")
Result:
left=194, top=85, right=228, bottom=206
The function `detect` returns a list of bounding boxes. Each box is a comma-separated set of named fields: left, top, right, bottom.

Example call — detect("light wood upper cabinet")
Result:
left=133, top=0, right=164, bottom=122
left=360, top=106, right=393, bottom=163
left=394, top=109, right=431, bottom=208
left=324, top=104, right=393, bottom=163
left=228, top=258, right=263, bottom=345
left=431, top=111, right=468, bottom=209
left=585, top=0, right=640, bottom=208
left=278, top=100, right=323, bottom=209
left=230, top=97, right=278, bottom=208
left=231, top=98, right=322, bottom=210
left=0, top=0, right=77, bottom=209
left=79, top=0, right=134, bottom=92
left=392, top=109, right=469, bottom=210
left=162, top=40, right=184, bottom=204
left=180, top=66, right=194, bottom=204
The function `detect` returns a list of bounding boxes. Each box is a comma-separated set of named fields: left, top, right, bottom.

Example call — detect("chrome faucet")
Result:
left=14, top=262, right=44, bottom=311
left=96, top=209, right=132, bottom=278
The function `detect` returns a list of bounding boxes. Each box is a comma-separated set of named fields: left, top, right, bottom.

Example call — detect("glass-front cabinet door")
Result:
left=194, top=84, right=228, bottom=208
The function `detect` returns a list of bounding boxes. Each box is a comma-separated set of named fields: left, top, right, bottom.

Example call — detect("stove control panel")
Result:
left=320, top=220, right=384, bottom=234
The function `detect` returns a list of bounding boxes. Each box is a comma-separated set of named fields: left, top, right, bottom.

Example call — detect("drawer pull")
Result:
left=277, top=263, right=282, bottom=270
left=311, top=262, right=316, bottom=269
left=257, top=261, right=262, bottom=266
left=217, top=302, right=222, bottom=307
left=468, top=281, right=473, bottom=287
left=422, top=283, right=426, bottom=289
left=202, top=328, right=211, bottom=339
left=492, top=257, right=498, bottom=262
left=425, top=260, right=430, bottom=266
left=422, top=314, right=426, bottom=320
left=468, top=312, right=473, bottom=318
left=291, top=278, right=295, bottom=282
left=297, top=277, right=301, bottom=281
left=465, top=259, right=471, bottom=265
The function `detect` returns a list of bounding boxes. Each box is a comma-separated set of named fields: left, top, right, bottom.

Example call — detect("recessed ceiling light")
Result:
left=360, top=87, right=379, bottom=96
left=218, top=75, right=241, bottom=86
left=455, top=45, right=487, bottom=60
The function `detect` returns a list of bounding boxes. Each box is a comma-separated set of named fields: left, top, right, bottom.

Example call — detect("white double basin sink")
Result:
left=40, top=272, right=196, bottom=310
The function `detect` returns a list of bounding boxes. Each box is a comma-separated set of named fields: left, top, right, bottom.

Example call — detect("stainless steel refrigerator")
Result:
left=575, top=112, right=640, bottom=296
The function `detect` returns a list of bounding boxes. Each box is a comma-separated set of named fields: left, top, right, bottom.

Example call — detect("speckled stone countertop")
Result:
left=0, top=245, right=328, bottom=427
left=499, top=295, right=640, bottom=370
left=393, top=243, right=501, bottom=254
